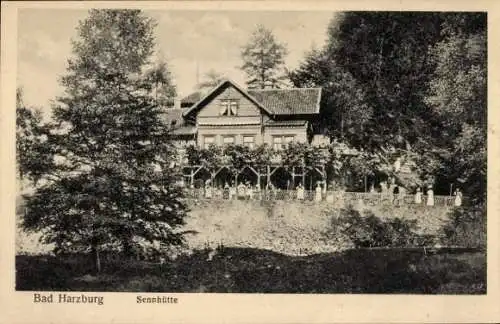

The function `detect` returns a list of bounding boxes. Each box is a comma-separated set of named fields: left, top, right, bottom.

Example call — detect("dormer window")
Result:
left=219, top=99, right=238, bottom=116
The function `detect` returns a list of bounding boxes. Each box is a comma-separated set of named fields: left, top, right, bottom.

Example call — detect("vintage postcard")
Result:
left=1, top=1, right=499, bottom=323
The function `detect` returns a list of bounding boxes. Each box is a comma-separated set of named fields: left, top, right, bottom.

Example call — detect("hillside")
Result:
left=183, top=200, right=451, bottom=255
left=16, top=198, right=453, bottom=256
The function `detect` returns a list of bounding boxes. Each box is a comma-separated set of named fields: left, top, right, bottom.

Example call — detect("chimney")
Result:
left=174, top=97, right=181, bottom=110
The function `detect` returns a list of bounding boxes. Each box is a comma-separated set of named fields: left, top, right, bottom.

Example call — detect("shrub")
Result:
left=329, top=206, right=436, bottom=248
left=440, top=204, right=486, bottom=248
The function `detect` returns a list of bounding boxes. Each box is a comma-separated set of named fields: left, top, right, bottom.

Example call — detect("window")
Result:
left=273, top=136, right=283, bottom=150
left=220, top=99, right=238, bottom=116
left=223, top=135, right=235, bottom=146
left=243, top=135, right=255, bottom=149
left=273, top=135, right=295, bottom=150
left=203, top=136, right=215, bottom=149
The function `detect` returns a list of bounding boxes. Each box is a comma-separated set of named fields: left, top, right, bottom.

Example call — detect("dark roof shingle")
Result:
left=264, top=119, right=307, bottom=127
left=248, top=88, right=321, bottom=115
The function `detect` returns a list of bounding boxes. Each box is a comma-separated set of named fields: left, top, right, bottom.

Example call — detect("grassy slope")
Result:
left=15, top=200, right=485, bottom=293
left=183, top=200, right=452, bottom=255
left=16, top=249, right=485, bottom=293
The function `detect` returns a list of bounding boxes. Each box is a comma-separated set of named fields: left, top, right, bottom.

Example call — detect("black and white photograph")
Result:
left=5, top=1, right=494, bottom=315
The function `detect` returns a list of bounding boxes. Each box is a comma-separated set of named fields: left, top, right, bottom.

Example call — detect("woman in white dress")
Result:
left=246, top=182, right=253, bottom=200
left=229, top=183, right=236, bottom=200
left=296, top=183, right=305, bottom=200
left=414, top=187, right=422, bottom=204
left=426, top=186, right=434, bottom=206
left=254, top=184, right=261, bottom=201
left=454, top=188, right=462, bottom=207
left=314, top=182, right=322, bottom=202
left=204, top=181, right=212, bottom=199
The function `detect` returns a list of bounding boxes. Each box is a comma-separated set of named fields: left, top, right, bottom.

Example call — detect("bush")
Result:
left=329, top=206, right=436, bottom=248
left=440, top=204, right=486, bottom=248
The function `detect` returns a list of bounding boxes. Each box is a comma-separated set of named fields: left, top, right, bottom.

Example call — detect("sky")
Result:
left=17, top=9, right=335, bottom=113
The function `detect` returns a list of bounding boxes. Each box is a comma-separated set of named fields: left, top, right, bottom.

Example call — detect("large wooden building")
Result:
left=164, top=79, right=329, bottom=152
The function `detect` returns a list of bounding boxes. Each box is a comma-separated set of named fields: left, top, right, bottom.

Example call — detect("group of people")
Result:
left=196, top=179, right=463, bottom=207
left=201, top=180, right=261, bottom=200
left=412, top=186, right=462, bottom=207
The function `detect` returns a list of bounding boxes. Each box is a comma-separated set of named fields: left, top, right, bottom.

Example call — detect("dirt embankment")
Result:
left=183, top=200, right=452, bottom=255
left=16, top=199, right=452, bottom=256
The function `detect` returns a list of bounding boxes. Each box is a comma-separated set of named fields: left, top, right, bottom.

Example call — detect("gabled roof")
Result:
left=248, top=88, right=322, bottom=115
left=182, top=79, right=274, bottom=117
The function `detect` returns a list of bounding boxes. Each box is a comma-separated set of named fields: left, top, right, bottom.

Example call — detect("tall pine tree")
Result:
left=22, top=9, right=188, bottom=272
left=240, top=25, right=288, bottom=89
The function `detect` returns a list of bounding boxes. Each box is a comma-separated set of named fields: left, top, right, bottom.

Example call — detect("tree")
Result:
left=424, top=13, right=486, bottom=201
left=196, top=69, right=225, bottom=94
left=324, top=12, right=445, bottom=151
left=16, top=87, right=51, bottom=185
left=21, top=9, right=188, bottom=273
left=144, top=58, right=176, bottom=106
left=240, top=24, right=288, bottom=89
left=290, top=47, right=372, bottom=147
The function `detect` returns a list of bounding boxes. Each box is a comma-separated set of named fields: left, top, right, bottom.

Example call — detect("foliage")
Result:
left=240, top=24, right=289, bottom=89
left=185, top=144, right=223, bottom=169
left=16, top=248, right=486, bottom=293
left=21, top=9, right=188, bottom=272
left=291, top=12, right=486, bottom=199
left=143, top=57, right=177, bottom=106
left=281, top=142, right=328, bottom=167
left=16, top=88, right=53, bottom=183
left=440, top=204, right=486, bottom=249
left=324, top=12, right=446, bottom=151
left=196, top=69, right=225, bottom=94
left=289, top=48, right=372, bottom=145
left=424, top=13, right=487, bottom=202
left=330, top=207, right=436, bottom=248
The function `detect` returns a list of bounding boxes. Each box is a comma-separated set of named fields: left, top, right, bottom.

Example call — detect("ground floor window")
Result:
left=243, top=135, right=255, bottom=149
left=203, top=136, right=215, bottom=149
left=284, top=135, right=295, bottom=145
left=273, top=136, right=283, bottom=150
left=273, top=135, right=295, bottom=150
left=223, top=135, right=235, bottom=146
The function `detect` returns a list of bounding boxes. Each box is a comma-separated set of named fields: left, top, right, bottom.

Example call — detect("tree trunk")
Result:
left=340, top=113, right=344, bottom=139
left=93, top=245, right=101, bottom=274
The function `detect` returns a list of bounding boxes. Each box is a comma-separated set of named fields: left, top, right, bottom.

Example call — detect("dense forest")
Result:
left=290, top=12, right=486, bottom=201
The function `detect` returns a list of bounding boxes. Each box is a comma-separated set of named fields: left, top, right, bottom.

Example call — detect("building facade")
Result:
left=165, top=79, right=327, bottom=153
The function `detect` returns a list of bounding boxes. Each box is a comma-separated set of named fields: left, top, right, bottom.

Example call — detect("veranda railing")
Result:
left=184, top=189, right=458, bottom=207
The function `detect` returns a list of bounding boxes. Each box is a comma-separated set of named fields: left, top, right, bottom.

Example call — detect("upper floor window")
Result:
left=243, top=135, right=255, bottom=149
left=219, top=99, right=239, bottom=116
left=203, top=136, right=215, bottom=149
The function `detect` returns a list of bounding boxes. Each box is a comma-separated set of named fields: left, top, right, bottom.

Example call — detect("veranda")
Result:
left=181, top=163, right=328, bottom=191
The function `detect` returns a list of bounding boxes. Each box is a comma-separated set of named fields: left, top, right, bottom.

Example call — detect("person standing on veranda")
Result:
left=414, top=187, right=422, bottom=204
left=314, top=182, right=322, bottom=202
left=204, top=180, right=212, bottom=199
left=296, top=183, right=305, bottom=200
left=246, top=182, right=253, bottom=200
left=426, top=185, right=434, bottom=206
left=454, top=188, right=463, bottom=207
